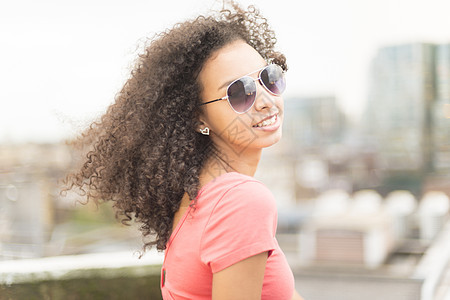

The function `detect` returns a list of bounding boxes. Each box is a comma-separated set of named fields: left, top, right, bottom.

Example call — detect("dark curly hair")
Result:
left=64, top=2, right=287, bottom=251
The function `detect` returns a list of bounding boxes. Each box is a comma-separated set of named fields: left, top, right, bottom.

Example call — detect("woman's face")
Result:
left=198, top=40, right=284, bottom=156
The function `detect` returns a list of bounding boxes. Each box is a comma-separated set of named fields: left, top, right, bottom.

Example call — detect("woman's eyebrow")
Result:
left=218, top=79, right=234, bottom=91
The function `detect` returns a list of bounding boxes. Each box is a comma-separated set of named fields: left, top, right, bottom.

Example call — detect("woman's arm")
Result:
left=291, top=290, right=304, bottom=300
left=212, top=251, right=268, bottom=300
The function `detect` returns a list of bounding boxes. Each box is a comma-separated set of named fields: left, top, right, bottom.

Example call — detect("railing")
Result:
left=0, top=250, right=164, bottom=299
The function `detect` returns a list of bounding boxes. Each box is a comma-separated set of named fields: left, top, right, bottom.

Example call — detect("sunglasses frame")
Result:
left=198, top=64, right=285, bottom=114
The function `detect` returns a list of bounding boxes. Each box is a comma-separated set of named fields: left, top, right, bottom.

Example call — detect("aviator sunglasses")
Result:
left=199, top=64, right=286, bottom=114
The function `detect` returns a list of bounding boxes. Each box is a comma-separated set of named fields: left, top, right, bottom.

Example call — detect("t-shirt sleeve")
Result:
left=200, top=180, right=278, bottom=273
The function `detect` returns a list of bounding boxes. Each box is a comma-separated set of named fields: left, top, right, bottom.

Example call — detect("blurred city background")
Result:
left=1, top=0, right=450, bottom=299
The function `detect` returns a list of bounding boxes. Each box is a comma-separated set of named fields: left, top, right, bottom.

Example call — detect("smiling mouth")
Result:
left=252, top=114, right=277, bottom=128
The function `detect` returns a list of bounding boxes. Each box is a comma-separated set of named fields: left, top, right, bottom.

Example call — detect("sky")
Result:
left=1, top=0, right=450, bottom=143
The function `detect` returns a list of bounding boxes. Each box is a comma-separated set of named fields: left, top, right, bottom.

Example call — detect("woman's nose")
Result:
left=253, top=81, right=275, bottom=111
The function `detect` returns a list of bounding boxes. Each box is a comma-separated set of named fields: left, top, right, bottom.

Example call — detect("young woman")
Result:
left=65, top=2, right=303, bottom=299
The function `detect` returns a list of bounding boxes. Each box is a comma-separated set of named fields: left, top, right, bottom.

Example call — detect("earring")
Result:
left=199, top=127, right=210, bottom=136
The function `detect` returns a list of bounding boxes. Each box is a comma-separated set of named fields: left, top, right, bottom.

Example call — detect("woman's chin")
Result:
left=252, top=129, right=283, bottom=149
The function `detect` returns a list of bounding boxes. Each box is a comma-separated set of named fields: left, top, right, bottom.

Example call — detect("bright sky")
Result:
left=1, top=0, right=450, bottom=143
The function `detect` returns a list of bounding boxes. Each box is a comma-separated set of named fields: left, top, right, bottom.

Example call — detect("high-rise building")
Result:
left=365, top=43, right=436, bottom=172
left=281, top=96, right=346, bottom=153
left=256, top=96, right=348, bottom=204
left=433, top=44, right=450, bottom=173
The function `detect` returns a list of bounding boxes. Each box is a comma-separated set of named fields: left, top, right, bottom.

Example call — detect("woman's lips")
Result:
left=252, top=114, right=281, bottom=131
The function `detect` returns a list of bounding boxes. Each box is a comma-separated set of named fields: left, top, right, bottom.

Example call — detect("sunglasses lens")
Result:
left=227, top=77, right=256, bottom=113
left=260, top=64, right=285, bottom=95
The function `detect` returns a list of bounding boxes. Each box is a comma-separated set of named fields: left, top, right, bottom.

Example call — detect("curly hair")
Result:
left=64, top=2, right=287, bottom=251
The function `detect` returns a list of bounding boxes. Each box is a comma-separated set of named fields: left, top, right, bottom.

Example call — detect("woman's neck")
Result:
left=200, top=147, right=262, bottom=186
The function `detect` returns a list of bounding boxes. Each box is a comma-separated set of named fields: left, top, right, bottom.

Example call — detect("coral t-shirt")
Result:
left=160, top=172, right=295, bottom=299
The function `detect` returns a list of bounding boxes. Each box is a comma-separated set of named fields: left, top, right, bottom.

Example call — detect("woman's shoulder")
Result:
left=226, top=172, right=271, bottom=194
left=200, top=171, right=271, bottom=195
left=199, top=171, right=275, bottom=210
left=198, top=174, right=278, bottom=272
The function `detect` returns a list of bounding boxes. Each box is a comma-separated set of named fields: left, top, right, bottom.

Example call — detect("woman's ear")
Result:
left=197, top=118, right=210, bottom=135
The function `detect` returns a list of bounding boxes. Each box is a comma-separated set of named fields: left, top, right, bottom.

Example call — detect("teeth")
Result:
left=254, top=115, right=276, bottom=127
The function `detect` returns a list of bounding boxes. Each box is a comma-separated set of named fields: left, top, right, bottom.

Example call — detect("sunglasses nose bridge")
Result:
left=250, top=75, right=269, bottom=96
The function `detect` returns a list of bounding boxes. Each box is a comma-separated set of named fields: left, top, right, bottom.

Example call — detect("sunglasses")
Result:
left=199, top=64, right=286, bottom=114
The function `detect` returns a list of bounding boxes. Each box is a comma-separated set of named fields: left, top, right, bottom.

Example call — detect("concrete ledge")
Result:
left=0, top=250, right=164, bottom=299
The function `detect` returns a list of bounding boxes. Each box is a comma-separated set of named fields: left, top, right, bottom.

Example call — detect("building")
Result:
left=256, top=96, right=349, bottom=206
left=0, top=143, right=72, bottom=260
left=365, top=43, right=436, bottom=173
left=433, top=44, right=450, bottom=173
left=281, top=96, right=346, bottom=153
